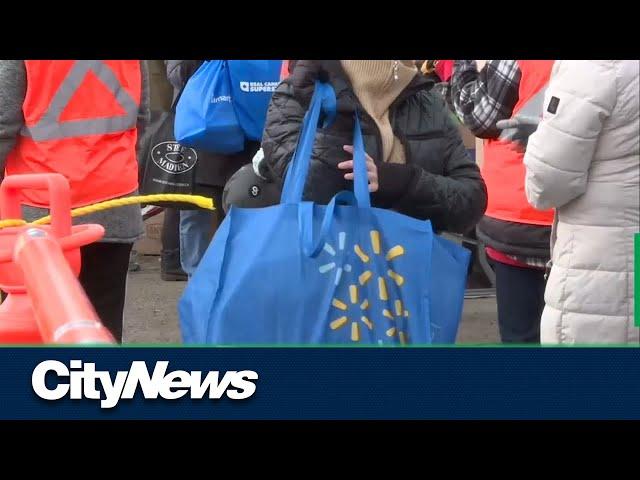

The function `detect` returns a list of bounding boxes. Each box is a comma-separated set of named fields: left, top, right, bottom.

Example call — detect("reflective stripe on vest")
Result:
left=20, top=60, right=139, bottom=141
left=6, top=60, right=141, bottom=209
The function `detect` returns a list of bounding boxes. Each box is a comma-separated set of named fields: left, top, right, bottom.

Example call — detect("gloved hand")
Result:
left=495, top=116, right=540, bottom=152
left=290, top=60, right=331, bottom=108
left=223, top=163, right=281, bottom=214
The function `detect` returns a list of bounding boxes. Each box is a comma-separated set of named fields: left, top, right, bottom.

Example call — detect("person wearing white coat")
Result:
left=524, top=60, right=639, bottom=344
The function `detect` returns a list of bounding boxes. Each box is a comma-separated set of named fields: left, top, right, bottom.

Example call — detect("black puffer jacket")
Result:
left=261, top=60, right=487, bottom=234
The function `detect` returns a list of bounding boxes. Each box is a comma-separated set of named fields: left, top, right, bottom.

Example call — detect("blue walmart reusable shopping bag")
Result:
left=227, top=60, right=282, bottom=141
left=429, top=235, right=471, bottom=342
left=174, top=60, right=245, bottom=154
left=179, top=81, right=470, bottom=345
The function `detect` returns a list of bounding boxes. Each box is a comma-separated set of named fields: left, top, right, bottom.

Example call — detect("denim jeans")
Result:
left=179, top=209, right=215, bottom=276
left=492, top=261, right=546, bottom=343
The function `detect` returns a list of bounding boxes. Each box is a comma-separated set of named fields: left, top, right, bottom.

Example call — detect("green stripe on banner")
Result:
left=636, top=233, right=640, bottom=327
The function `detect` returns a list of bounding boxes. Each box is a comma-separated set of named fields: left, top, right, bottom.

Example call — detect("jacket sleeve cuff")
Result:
left=373, top=163, right=418, bottom=205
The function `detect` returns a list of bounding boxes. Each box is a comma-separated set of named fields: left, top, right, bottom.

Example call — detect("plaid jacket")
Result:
left=450, top=60, right=521, bottom=139
left=451, top=60, right=550, bottom=269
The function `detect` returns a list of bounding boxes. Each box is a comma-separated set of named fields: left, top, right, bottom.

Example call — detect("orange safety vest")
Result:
left=482, top=60, right=555, bottom=226
left=5, top=60, right=141, bottom=208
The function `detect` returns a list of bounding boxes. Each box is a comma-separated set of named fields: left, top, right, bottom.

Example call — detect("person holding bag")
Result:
left=254, top=60, right=487, bottom=234
left=166, top=60, right=260, bottom=277
left=180, top=67, right=483, bottom=345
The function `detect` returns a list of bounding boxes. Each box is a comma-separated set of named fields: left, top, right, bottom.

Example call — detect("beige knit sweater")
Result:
left=340, top=60, right=417, bottom=164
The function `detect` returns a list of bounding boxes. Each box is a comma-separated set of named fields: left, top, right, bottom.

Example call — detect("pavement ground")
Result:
left=123, top=254, right=500, bottom=344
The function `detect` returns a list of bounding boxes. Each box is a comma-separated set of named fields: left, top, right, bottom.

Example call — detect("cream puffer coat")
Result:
left=524, top=60, right=639, bottom=344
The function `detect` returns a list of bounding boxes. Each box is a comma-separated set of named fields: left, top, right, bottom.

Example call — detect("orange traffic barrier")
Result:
left=0, top=173, right=114, bottom=344
left=15, top=228, right=114, bottom=344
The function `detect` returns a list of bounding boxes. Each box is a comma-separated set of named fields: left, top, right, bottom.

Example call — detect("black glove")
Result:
left=290, top=60, right=330, bottom=107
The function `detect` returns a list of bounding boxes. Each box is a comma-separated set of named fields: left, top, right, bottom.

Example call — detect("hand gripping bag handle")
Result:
left=280, top=81, right=336, bottom=204
left=298, top=108, right=372, bottom=257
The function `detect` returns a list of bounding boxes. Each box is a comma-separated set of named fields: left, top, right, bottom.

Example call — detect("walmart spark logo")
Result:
left=319, top=230, right=409, bottom=343
left=318, top=232, right=352, bottom=285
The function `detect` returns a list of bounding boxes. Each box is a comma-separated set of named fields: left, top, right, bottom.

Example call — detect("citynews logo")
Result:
left=31, top=360, right=258, bottom=409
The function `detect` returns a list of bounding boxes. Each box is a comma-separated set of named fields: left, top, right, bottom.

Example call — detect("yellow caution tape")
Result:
left=0, top=194, right=214, bottom=230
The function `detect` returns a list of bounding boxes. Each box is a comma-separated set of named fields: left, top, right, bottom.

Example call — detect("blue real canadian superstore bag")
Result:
left=174, top=61, right=245, bottom=154
left=179, top=81, right=470, bottom=345
left=227, top=60, right=282, bottom=141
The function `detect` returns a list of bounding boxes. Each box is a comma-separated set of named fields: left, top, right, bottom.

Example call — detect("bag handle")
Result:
left=280, top=81, right=337, bottom=204
left=280, top=81, right=371, bottom=207
left=299, top=191, right=359, bottom=257
left=291, top=86, right=373, bottom=257
left=352, top=112, right=371, bottom=208
left=298, top=114, right=371, bottom=257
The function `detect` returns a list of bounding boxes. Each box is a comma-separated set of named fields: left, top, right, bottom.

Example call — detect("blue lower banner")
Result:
left=1, top=347, right=639, bottom=420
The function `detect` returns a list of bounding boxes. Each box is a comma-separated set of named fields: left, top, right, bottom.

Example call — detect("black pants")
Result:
left=211, top=186, right=226, bottom=233
left=161, top=208, right=180, bottom=253
left=493, top=261, right=546, bottom=344
left=79, top=242, right=133, bottom=343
